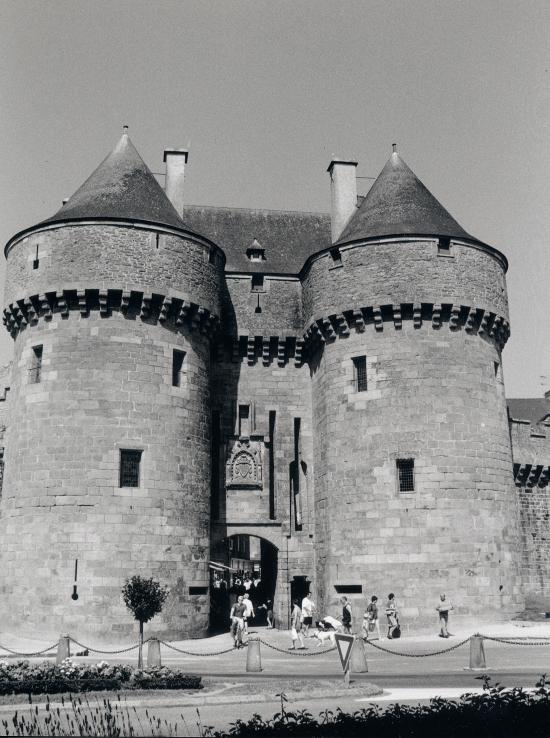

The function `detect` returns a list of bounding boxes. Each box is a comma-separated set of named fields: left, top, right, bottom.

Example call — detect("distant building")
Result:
left=0, top=132, right=548, bottom=639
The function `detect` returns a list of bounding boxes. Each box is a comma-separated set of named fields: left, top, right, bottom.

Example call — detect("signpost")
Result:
left=334, top=633, right=355, bottom=686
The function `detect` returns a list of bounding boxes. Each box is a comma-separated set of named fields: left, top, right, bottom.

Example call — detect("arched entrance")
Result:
left=209, top=534, right=278, bottom=632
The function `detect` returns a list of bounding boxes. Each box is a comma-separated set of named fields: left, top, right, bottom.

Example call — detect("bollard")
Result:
left=147, top=638, right=161, bottom=667
left=246, top=635, right=262, bottom=672
left=469, top=634, right=486, bottom=669
left=349, top=636, right=368, bottom=673
left=56, top=634, right=71, bottom=664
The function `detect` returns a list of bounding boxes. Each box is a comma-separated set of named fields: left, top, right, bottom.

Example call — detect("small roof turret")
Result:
left=38, top=130, right=187, bottom=232
left=335, top=149, right=473, bottom=246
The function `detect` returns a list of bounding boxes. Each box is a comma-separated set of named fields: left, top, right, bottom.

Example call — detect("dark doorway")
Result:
left=209, top=535, right=278, bottom=632
left=290, top=575, right=311, bottom=605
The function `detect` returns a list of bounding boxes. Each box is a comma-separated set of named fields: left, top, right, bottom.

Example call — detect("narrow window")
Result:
left=330, top=247, right=342, bottom=266
left=352, top=356, right=367, bottom=392
left=29, top=345, right=43, bottom=384
left=397, top=458, right=415, bottom=492
left=0, top=447, right=4, bottom=496
left=172, top=349, right=186, bottom=387
left=438, top=237, right=452, bottom=256
left=251, top=275, right=264, bottom=293
left=239, top=404, right=251, bottom=437
left=119, top=449, right=142, bottom=488
left=494, top=361, right=503, bottom=382
left=33, top=245, right=39, bottom=270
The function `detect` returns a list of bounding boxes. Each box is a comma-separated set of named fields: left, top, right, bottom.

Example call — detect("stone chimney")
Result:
left=163, top=148, right=189, bottom=217
left=327, top=158, right=358, bottom=243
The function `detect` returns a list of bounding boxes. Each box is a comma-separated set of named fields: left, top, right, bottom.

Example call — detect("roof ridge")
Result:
left=183, top=203, right=330, bottom=217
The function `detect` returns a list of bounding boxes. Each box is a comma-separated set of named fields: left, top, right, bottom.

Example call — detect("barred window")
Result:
left=397, top=458, right=415, bottom=492
left=119, top=450, right=142, bottom=488
left=172, top=349, right=186, bottom=387
left=29, top=345, right=43, bottom=384
left=352, top=356, right=367, bottom=392
left=251, top=275, right=264, bottom=292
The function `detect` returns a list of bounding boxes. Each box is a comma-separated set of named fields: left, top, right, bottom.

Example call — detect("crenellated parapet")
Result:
left=2, top=287, right=221, bottom=338
left=302, top=301, right=510, bottom=355
left=214, top=334, right=304, bottom=368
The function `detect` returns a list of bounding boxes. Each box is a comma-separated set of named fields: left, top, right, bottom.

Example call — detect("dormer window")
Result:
left=246, top=238, right=266, bottom=262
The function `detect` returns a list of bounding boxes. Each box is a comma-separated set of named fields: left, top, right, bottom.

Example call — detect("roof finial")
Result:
left=122, top=124, right=129, bottom=135
left=392, top=143, right=397, bottom=153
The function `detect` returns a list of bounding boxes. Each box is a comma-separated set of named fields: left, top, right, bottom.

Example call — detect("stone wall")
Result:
left=305, top=237, right=522, bottom=628
left=211, top=356, right=315, bottom=628
left=510, top=419, right=550, bottom=601
left=302, top=238, right=509, bottom=324
left=5, top=225, right=223, bottom=315
left=0, top=220, right=225, bottom=641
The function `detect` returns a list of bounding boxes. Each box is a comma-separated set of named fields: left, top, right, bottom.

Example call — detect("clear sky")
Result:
left=0, top=0, right=548, bottom=397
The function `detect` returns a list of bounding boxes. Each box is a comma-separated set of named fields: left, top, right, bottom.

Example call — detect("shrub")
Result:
left=0, top=659, right=201, bottom=696
left=203, top=676, right=550, bottom=737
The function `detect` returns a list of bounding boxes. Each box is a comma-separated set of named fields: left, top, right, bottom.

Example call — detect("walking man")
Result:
left=289, top=599, right=307, bottom=650
left=242, top=592, right=254, bottom=634
left=301, top=592, right=316, bottom=636
left=436, top=593, right=453, bottom=638
left=341, top=596, right=353, bottom=634
left=385, top=593, right=399, bottom=639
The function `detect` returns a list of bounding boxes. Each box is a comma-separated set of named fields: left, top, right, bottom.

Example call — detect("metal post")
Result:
left=56, top=634, right=71, bottom=664
left=246, top=635, right=262, bottom=672
left=469, top=634, right=486, bottom=669
left=147, top=638, right=161, bottom=667
left=349, top=636, right=368, bottom=673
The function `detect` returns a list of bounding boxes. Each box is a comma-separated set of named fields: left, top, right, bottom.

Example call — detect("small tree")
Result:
left=122, top=576, right=169, bottom=668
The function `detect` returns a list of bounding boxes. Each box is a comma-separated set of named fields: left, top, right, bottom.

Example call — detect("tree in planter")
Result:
left=122, top=576, right=169, bottom=668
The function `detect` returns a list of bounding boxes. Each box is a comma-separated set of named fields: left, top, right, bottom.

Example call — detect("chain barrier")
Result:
left=365, top=636, right=470, bottom=658
left=0, top=643, right=59, bottom=657
left=478, top=634, right=550, bottom=647
left=68, top=637, right=140, bottom=655
left=259, top=638, right=336, bottom=657
left=3, top=631, right=550, bottom=660
left=158, top=639, right=239, bottom=656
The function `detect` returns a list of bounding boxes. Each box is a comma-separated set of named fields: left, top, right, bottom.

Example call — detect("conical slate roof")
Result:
left=39, top=132, right=186, bottom=231
left=336, top=151, right=473, bottom=245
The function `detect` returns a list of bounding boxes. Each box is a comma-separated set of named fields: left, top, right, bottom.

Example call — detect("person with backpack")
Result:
left=363, top=595, right=382, bottom=640
left=341, top=596, right=353, bottom=634
left=385, top=593, right=400, bottom=639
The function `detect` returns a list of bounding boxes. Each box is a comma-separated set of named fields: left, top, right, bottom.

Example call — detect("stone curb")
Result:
left=0, top=683, right=383, bottom=713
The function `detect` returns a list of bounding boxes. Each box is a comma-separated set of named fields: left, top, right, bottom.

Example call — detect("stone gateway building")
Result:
left=0, top=132, right=548, bottom=640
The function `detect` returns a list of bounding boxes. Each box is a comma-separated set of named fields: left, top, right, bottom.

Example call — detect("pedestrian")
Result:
left=363, top=595, right=382, bottom=641
left=229, top=595, right=246, bottom=648
left=289, top=599, right=307, bottom=650
left=385, top=593, right=399, bottom=639
left=436, top=593, right=453, bottom=638
left=242, top=592, right=254, bottom=634
left=257, top=599, right=274, bottom=628
left=301, top=592, right=316, bottom=636
left=341, top=596, right=352, bottom=634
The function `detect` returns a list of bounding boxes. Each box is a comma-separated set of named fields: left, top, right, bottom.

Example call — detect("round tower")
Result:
left=303, top=150, right=522, bottom=626
left=0, top=132, right=224, bottom=640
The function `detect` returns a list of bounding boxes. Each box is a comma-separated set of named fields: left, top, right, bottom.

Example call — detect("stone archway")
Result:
left=209, top=534, right=280, bottom=632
